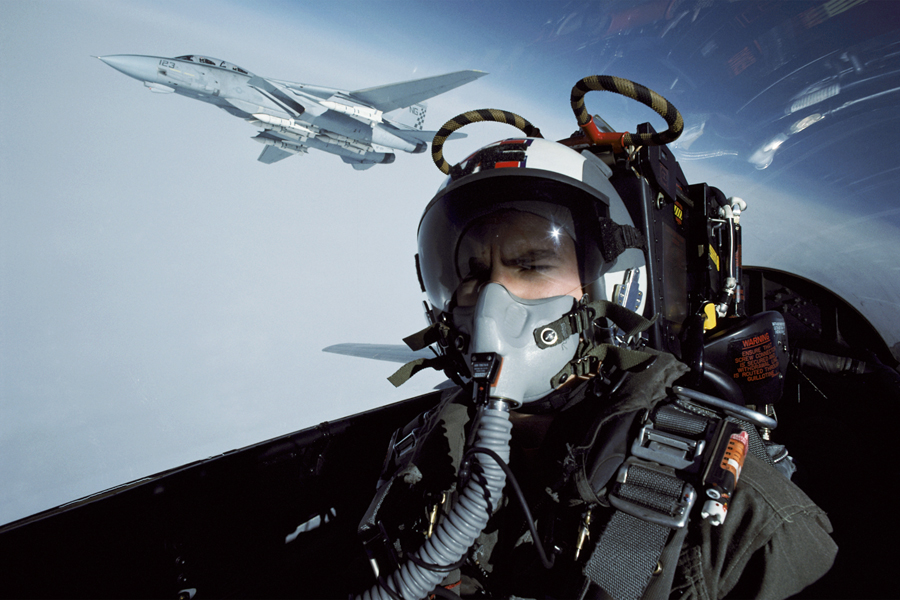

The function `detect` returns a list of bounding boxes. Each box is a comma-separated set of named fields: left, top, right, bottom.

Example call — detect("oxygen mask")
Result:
left=441, top=208, right=588, bottom=406
left=452, top=282, right=581, bottom=406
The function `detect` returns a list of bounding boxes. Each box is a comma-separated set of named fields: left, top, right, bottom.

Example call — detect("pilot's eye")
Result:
left=512, top=260, right=552, bottom=272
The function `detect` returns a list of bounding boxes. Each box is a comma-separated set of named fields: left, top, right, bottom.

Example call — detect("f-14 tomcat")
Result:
left=97, top=54, right=485, bottom=169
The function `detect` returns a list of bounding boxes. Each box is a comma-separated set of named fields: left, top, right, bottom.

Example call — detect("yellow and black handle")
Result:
left=431, top=76, right=683, bottom=173
left=431, top=109, right=541, bottom=174
left=571, top=75, right=683, bottom=151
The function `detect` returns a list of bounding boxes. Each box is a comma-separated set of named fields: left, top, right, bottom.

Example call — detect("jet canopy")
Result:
left=174, top=55, right=251, bottom=76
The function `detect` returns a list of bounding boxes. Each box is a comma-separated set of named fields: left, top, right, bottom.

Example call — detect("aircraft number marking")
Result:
left=159, top=60, right=178, bottom=69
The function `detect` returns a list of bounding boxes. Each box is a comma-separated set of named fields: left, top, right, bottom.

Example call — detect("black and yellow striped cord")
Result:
left=432, top=109, right=542, bottom=174
left=571, top=75, right=683, bottom=147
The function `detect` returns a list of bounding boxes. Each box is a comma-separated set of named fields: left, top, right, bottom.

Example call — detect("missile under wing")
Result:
left=97, top=54, right=485, bottom=170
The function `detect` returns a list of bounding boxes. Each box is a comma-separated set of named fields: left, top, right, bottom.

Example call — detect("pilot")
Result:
left=354, top=136, right=837, bottom=600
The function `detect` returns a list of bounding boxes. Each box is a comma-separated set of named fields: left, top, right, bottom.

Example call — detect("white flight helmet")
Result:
left=416, top=137, right=647, bottom=406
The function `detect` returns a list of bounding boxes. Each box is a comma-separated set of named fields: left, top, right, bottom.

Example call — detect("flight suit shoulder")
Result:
left=674, top=454, right=837, bottom=599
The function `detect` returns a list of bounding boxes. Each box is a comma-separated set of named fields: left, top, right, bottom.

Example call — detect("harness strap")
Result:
left=671, top=398, right=775, bottom=467
left=584, top=464, right=694, bottom=600
left=584, top=513, right=670, bottom=600
left=580, top=393, right=768, bottom=600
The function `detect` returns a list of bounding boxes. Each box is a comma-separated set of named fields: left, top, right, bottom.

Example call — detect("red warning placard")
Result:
left=732, top=331, right=780, bottom=384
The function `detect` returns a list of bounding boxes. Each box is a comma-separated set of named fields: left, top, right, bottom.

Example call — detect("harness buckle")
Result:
left=631, top=423, right=706, bottom=470
left=608, top=459, right=697, bottom=529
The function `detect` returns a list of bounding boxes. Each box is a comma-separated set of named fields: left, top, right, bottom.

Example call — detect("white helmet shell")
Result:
left=419, top=137, right=646, bottom=316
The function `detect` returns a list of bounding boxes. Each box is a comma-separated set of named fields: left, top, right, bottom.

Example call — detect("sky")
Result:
left=0, top=0, right=482, bottom=525
left=2, top=0, right=898, bottom=526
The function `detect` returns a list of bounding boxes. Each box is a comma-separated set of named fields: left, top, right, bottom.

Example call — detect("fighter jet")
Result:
left=97, top=54, right=485, bottom=170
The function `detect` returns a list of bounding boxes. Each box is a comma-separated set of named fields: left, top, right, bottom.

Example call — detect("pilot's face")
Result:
left=455, top=209, right=582, bottom=307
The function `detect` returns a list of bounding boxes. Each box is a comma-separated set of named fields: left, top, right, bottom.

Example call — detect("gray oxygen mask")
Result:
left=451, top=283, right=580, bottom=406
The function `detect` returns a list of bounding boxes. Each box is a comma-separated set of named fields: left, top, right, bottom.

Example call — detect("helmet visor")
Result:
left=418, top=175, right=610, bottom=312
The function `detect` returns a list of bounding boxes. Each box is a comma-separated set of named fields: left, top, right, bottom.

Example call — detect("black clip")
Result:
left=471, top=352, right=502, bottom=405
left=631, top=423, right=706, bottom=470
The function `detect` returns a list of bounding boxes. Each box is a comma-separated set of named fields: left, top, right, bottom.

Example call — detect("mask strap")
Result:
left=387, top=321, right=465, bottom=388
left=537, top=299, right=657, bottom=388
left=599, top=219, right=646, bottom=261
left=534, top=299, right=655, bottom=350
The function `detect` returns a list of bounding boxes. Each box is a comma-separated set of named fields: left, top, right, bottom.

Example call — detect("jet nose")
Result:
left=97, top=55, right=159, bottom=82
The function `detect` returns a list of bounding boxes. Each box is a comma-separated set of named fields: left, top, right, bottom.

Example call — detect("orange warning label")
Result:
left=732, top=331, right=780, bottom=384
left=720, top=430, right=748, bottom=481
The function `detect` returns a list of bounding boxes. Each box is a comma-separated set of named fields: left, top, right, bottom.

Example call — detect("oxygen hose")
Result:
left=357, top=401, right=513, bottom=600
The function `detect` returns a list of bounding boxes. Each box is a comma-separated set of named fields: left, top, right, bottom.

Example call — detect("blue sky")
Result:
left=2, top=0, right=898, bottom=526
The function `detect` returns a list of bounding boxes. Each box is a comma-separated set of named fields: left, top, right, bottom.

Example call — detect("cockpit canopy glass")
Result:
left=174, top=55, right=251, bottom=76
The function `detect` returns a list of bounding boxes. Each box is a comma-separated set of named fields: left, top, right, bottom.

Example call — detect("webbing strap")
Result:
left=542, top=299, right=657, bottom=388
left=673, top=399, right=775, bottom=467
left=585, top=513, right=669, bottom=600
left=535, top=299, right=655, bottom=349
left=386, top=321, right=454, bottom=387
left=550, top=342, right=655, bottom=388
left=584, top=466, right=689, bottom=600
left=653, top=404, right=708, bottom=436
left=599, top=219, right=646, bottom=262
left=580, top=402, right=714, bottom=600
left=388, top=356, right=444, bottom=388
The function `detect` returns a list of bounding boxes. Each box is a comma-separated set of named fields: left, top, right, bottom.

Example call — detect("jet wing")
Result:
left=247, top=76, right=326, bottom=118
left=350, top=70, right=487, bottom=113
left=322, top=343, right=456, bottom=390
left=257, top=144, right=294, bottom=164
left=322, top=343, right=434, bottom=363
left=383, top=127, right=467, bottom=145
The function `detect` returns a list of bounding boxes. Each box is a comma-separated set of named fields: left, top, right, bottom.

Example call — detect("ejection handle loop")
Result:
left=432, top=109, right=542, bottom=174
left=571, top=76, right=684, bottom=149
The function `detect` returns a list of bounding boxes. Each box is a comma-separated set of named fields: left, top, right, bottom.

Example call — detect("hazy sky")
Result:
left=2, top=0, right=898, bottom=526
left=0, top=0, right=486, bottom=525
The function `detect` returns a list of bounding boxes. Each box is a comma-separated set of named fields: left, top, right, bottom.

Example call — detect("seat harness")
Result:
left=572, top=385, right=779, bottom=600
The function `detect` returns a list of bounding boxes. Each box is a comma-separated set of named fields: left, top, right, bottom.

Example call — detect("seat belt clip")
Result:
left=631, top=423, right=706, bottom=470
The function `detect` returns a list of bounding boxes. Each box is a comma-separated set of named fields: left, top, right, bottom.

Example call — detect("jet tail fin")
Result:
left=322, top=343, right=434, bottom=363
left=385, top=103, right=427, bottom=131
left=381, top=127, right=467, bottom=146
left=258, top=145, right=293, bottom=164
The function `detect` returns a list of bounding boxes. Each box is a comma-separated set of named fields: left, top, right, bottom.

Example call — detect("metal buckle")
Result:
left=608, top=460, right=697, bottom=529
left=631, top=423, right=706, bottom=470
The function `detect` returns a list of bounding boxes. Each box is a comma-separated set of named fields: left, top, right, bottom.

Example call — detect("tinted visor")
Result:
left=418, top=175, right=610, bottom=312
